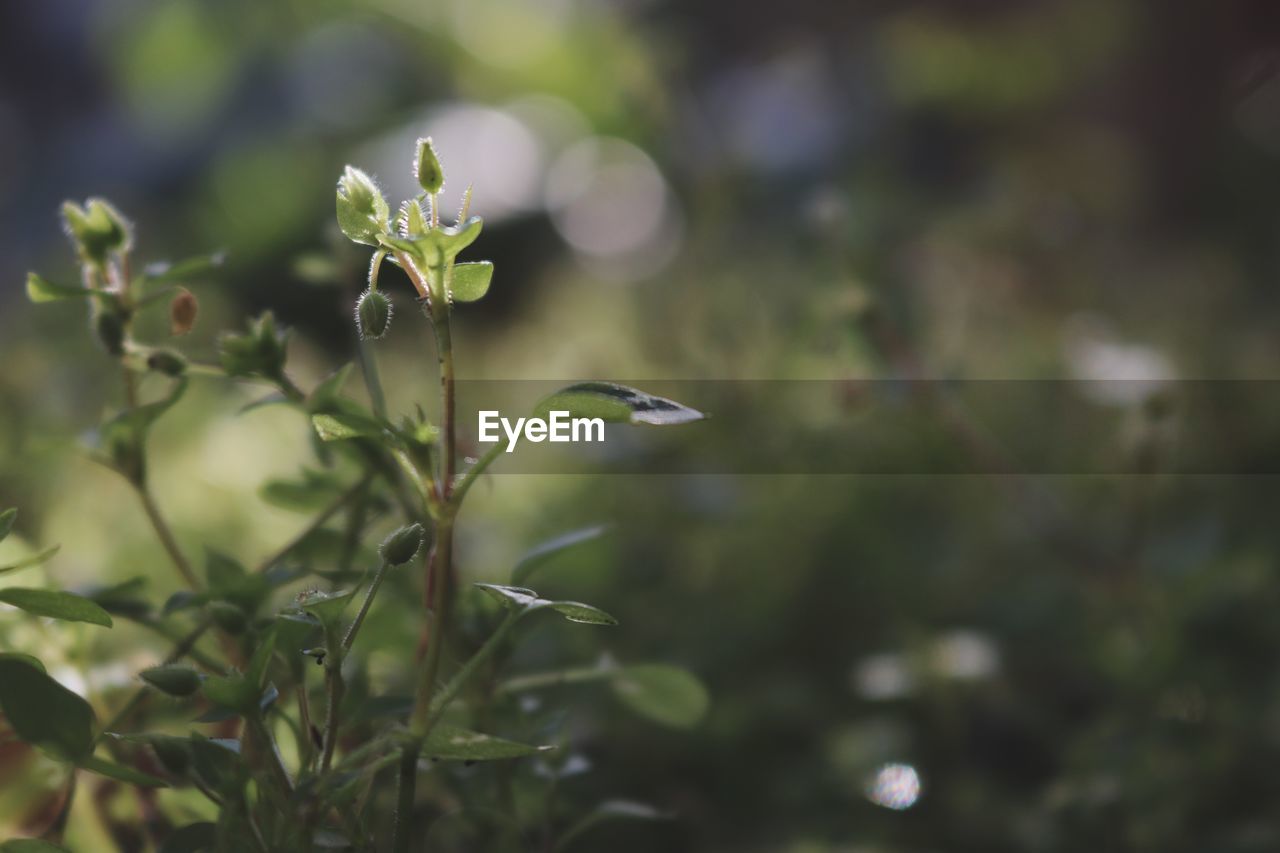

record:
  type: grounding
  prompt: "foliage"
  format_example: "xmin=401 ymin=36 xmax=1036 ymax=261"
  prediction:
xmin=5 ymin=142 xmax=708 ymax=851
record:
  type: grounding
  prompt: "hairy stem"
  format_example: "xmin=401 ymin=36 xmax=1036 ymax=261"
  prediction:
xmin=342 ymin=560 xmax=391 ymax=651
xmin=393 ymin=744 xmax=420 ymax=853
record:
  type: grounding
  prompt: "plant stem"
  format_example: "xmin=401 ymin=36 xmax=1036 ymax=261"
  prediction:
xmin=495 ymin=664 xmax=616 ymax=696
xmin=393 ymin=744 xmax=420 ymax=853
xmin=448 ymin=443 xmax=503 ymax=511
xmin=410 ymin=518 xmax=453 ymax=734
xmin=342 ymin=561 xmax=391 ymax=651
xmin=320 ymin=630 xmax=345 ymax=773
xmin=248 ymin=711 xmax=294 ymax=794
xmin=136 ymin=483 xmax=201 ymax=589
xmin=423 ymin=610 xmax=521 ymax=728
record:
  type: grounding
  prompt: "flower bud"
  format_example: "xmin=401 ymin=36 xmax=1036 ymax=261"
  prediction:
xmin=140 ymin=665 xmax=203 ymax=697
xmin=170 ymin=287 xmax=198 ymax=336
xmin=336 ymin=166 xmax=391 ymax=246
xmin=379 ymin=523 xmax=425 ymax=566
xmin=208 ymin=601 xmax=248 ymax=635
xmin=147 ymin=349 xmax=187 ymax=377
xmin=356 ymin=288 xmax=393 ymax=340
xmin=93 ymin=308 xmax=126 ymax=356
xmin=414 ymin=137 xmax=445 ymax=194
xmin=61 ymin=198 xmax=131 ymax=265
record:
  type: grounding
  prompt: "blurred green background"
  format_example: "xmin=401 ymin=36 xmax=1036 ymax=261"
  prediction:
xmin=5 ymin=0 xmax=1280 ymax=850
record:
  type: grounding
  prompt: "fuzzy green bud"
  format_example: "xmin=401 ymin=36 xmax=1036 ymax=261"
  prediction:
xmin=147 ymin=349 xmax=188 ymax=377
xmin=140 ymin=665 xmax=203 ymax=697
xmin=208 ymin=601 xmax=248 ymax=635
xmin=336 ymin=166 xmax=391 ymax=246
xmin=61 ymin=198 xmax=131 ymax=264
xmin=379 ymin=523 xmax=425 ymax=566
xmin=414 ymin=137 xmax=445 ymax=194
xmin=93 ymin=308 xmax=126 ymax=356
xmin=356 ymin=288 xmax=393 ymax=340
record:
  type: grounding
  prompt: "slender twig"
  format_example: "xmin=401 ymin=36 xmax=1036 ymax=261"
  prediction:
xmin=135 ymin=484 xmax=201 ymax=589
xmin=342 ymin=561 xmax=391 ymax=651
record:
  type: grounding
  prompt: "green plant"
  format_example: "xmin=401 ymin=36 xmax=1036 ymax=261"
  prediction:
xmin=8 ymin=138 xmax=708 ymax=851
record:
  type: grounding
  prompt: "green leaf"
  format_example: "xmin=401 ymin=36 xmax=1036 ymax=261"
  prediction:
xmin=0 ymin=544 xmax=61 ymax=575
xmin=158 ymin=822 xmax=216 ymax=853
xmin=610 ymin=665 xmax=709 ymax=729
xmin=140 ymin=251 xmax=226 ymax=285
xmin=546 ymin=601 xmax=618 ymax=626
xmin=475 ymin=583 xmax=541 ymax=612
xmin=84 ymin=576 xmax=151 ymax=619
xmin=80 ymin=754 xmax=168 ymax=787
xmin=312 ymin=412 xmax=387 ymax=442
xmin=336 ymin=166 xmax=391 ymax=246
xmin=26 ymin=272 xmax=94 ymax=303
xmin=200 ymin=674 xmax=259 ymax=715
xmin=0 ymin=587 xmax=113 ymax=626
xmin=450 ymin=261 xmax=494 ymax=302
xmin=298 ymin=588 xmax=358 ymax=630
xmin=0 ymin=508 xmax=15 ymax=542
xmin=204 ymin=550 xmax=268 ymax=613
xmin=0 ymin=840 xmax=72 ymax=852
xmin=534 ymin=382 xmax=704 ymax=426
xmin=309 ymin=363 xmax=355 ymax=410
xmin=511 ymin=525 xmax=607 ymax=586
xmin=0 ymin=652 xmax=46 ymax=673
xmin=475 ymin=583 xmax=616 ymax=625
xmin=421 ymin=723 xmax=549 ymax=762
xmin=0 ymin=657 xmax=95 ymax=762
xmin=140 ymin=665 xmax=203 ymax=697
xmin=259 ymin=470 xmax=346 ymax=512
xmin=246 ymin=627 xmax=277 ymax=687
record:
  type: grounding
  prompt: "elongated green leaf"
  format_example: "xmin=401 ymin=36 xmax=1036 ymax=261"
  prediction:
xmin=511 ymin=525 xmax=608 ymax=586
xmin=312 ymin=412 xmax=386 ymax=442
xmin=475 ymin=583 xmax=617 ymax=626
xmin=26 ymin=272 xmax=92 ymax=303
xmin=475 ymin=583 xmax=540 ymax=611
xmin=0 ymin=544 xmax=61 ymax=575
xmin=547 ymin=601 xmax=618 ymax=626
xmin=0 ymin=588 xmax=113 ymax=627
xmin=140 ymin=665 xmax=203 ymax=697
xmin=259 ymin=470 xmax=346 ymax=512
xmin=534 ymin=382 xmax=704 ymax=426
xmin=80 ymin=754 xmax=168 ymax=787
xmin=140 ymin=251 xmax=226 ymax=285
xmin=421 ymin=723 xmax=549 ymax=761
xmin=610 ymin=664 xmax=709 ymax=729
xmin=0 ymin=508 xmax=15 ymax=542
xmin=450 ymin=261 xmax=494 ymax=302
xmin=0 ymin=657 xmax=95 ymax=761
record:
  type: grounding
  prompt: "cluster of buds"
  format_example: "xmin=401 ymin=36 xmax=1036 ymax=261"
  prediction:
xmin=335 ymin=137 xmax=495 ymax=341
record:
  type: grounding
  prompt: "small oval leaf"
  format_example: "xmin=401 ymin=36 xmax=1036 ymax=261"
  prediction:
xmin=0 ymin=657 xmax=95 ymax=762
xmin=0 ymin=587 xmax=113 ymax=626
xmin=26 ymin=272 xmax=92 ymax=303
xmin=610 ymin=664 xmax=709 ymax=729
xmin=0 ymin=544 xmax=62 ymax=575
xmin=450 ymin=261 xmax=494 ymax=302
xmin=422 ymin=723 xmax=550 ymax=761
xmin=547 ymin=601 xmax=618 ymax=626
xmin=0 ymin=508 xmax=16 ymax=542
